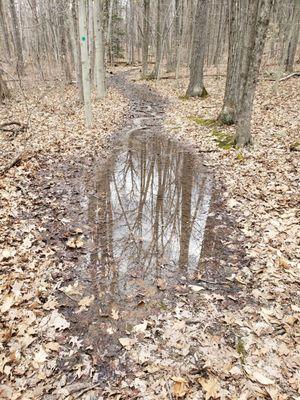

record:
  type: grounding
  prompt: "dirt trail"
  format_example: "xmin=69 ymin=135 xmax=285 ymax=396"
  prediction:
xmin=46 ymin=71 xmax=246 ymax=393
xmin=1 ymin=71 xmax=248 ymax=399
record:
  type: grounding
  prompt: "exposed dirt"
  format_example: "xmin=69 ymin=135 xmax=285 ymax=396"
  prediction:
xmin=48 ymin=72 xmax=246 ymax=390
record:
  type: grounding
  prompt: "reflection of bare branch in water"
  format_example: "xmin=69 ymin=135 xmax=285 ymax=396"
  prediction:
xmin=86 ymin=132 xmax=212 ymax=295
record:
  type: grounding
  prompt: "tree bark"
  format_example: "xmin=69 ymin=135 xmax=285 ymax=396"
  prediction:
xmin=152 ymin=0 xmax=164 ymax=79
xmin=107 ymin=0 xmax=114 ymax=64
xmin=142 ymin=0 xmax=150 ymax=77
xmin=9 ymin=0 xmax=24 ymax=74
xmin=93 ymin=0 xmax=106 ymax=98
xmin=235 ymin=0 xmax=273 ymax=147
xmin=0 ymin=69 xmax=10 ymax=102
xmin=0 ymin=1 xmax=12 ymax=58
xmin=218 ymin=0 xmax=246 ymax=124
xmin=78 ymin=0 xmax=92 ymax=127
xmin=70 ymin=0 xmax=83 ymax=101
xmin=285 ymin=0 xmax=300 ymax=72
xmin=186 ymin=0 xmax=208 ymax=97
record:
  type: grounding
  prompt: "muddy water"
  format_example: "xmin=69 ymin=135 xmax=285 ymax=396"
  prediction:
xmin=63 ymin=75 xmax=213 ymax=375
xmin=85 ymin=131 xmax=212 ymax=297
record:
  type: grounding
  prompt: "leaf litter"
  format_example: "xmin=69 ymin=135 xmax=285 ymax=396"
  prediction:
xmin=0 ymin=67 xmax=299 ymax=399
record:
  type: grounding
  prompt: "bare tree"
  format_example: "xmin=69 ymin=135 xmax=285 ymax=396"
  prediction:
xmin=142 ymin=0 xmax=150 ymax=77
xmin=0 ymin=1 xmax=12 ymax=58
xmin=93 ymin=0 xmax=106 ymax=98
xmin=186 ymin=0 xmax=208 ymax=97
xmin=235 ymin=0 xmax=273 ymax=146
xmin=79 ymin=0 xmax=92 ymax=127
xmin=0 ymin=69 xmax=10 ymax=102
xmin=9 ymin=0 xmax=24 ymax=74
xmin=284 ymin=0 xmax=300 ymax=72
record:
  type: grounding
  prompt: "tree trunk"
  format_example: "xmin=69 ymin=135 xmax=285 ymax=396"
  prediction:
xmin=152 ymin=0 xmax=164 ymax=79
xmin=186 ymin=0 xmax=208 ymax=97
xmin=0 ymin=69 xmax=10 ymax=102
xmin=218 ymin=0 xmax=245 ymax=124
xmin=285 ymin=0 xmax=300 ymax=72
xmin=142 ymin=0 xmax=150 ymax=77
xmin=107 ymin=0 xmax=114 ymax=64
xmin=58 ymin=3 xmax=72 ymax=83
xmin=93 ymin=0 xmax=106 ymax=98
xmin=70 ymin=0 xmax=83 ymax=101
xmin=235 ymin=0 xmax=273 ymax=147
xmin=175 ymin=0 xmax=183 ymax=79
xmin=9 ymin=0 xmax=24 ymax=74
xmin=0 ymin=1 xmax=12 ymax=58
xmin=78 ymin=0 xmax=92 ymax=127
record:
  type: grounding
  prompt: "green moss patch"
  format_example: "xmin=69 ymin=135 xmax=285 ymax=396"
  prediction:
xmin=188 ymin=115 xmax=219 ymax=127
xmin=236 ymin=338 xmax=247 ymax=364
xmin=211 ymin=129 xmax=235 ymax=150
xmin=178 ymin=95 xmax=191 ymax=101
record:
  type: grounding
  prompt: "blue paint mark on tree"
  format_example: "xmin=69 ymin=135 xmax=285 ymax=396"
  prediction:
xmin=82 ymin=36 xmax=86 ymax=42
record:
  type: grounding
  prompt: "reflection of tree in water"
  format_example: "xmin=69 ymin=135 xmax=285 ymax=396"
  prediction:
xmin=87 ymin=133 xmax=211 ymax=296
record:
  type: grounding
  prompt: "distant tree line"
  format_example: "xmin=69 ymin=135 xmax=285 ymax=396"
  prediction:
xmin=0 ymin=0 xmax=299 ymax=144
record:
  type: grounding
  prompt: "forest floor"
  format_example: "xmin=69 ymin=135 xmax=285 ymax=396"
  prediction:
xmin=0 ymin=68 xmax=299 ymax=400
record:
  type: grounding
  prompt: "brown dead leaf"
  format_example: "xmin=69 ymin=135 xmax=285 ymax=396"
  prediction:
xmin=66 ymin=235 xmax=84 ymax=249
xmin=1 ymin=248 xmax=16 ymax=260
xmin=78 ymin=295 xmax=94 ymax=309
xmin=0 ymin=295 xmax=15 ymax=313
xmin=0 ymin=385 xmax=12 ymax=399
xmin=198 ymin=375 xmax=220 ymax=400
xmin=47 ymin=310 xmax=70 ymax=331
xmin=245 ymin=366 xmax=276 ymax=385
xmin=132 ymin=321 xmax=148 ymax=334
xmin=118 ymin=337 xmax=137 ymax=349
xmin=171 ymin=376 xmax=189 ymax=398
xmin=157 ymin=278 xmax=167 ymax=290
xmin=111 ymin=307 xmax=119 ymax=320
xmin=34 ymin=346 xmax=48 ymax=363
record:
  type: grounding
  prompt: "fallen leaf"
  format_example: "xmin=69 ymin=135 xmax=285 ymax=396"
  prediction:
xmin=34 ymin=346 xmax=48 ymax=363
xmin=251 ymin=371 xmax=275 ymax=385
xmin=157 ymin=278 xmax=166 ymax=290
xmin=198 ymin=375 xmax=220 ymax=400
xmin=118 ymin=337 xmax=137 ymax=349
xmin=189 ymin=284 xmax=204 ymax=292
xmin=47 ymin=310 xmax=70 ymax=331
xmin=0 ymin=295 xmax=15 ymax=313
xmin=66 ymin=235 xmax=84 ymax=249
xmin=0 ymin=385 xmax=13 ymax=399
xmin=171 ymin=376 xmax=189 ymax=398
xmin=45 ymin=342 xmax=60 ymax=352
xmin=1 ymin=248 xmax=16 ymax=260
xmin=111 ymin=307 xmax=119 ymax=320
xmin=78 ymin=295 xmax=94 ymax=309
xmin=133 ymin=321 xmax=148 ymax=334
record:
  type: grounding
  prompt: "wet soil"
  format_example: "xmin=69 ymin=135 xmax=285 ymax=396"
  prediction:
xmin=25 ymin=71 xmax=246 ymax=388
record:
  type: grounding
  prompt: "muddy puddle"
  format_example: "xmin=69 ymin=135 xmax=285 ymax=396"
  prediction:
xmin=85 ymin=131 xmax=212 ymax=295
xmin=61 ymin=129 xmax=213 ymax=368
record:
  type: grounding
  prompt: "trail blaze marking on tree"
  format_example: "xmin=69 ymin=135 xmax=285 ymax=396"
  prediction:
xmin=81 ymin=36 xmax=86 ymax=42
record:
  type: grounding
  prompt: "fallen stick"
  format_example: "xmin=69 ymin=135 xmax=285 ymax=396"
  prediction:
xmin=0 ymin=151 xmax=23 ymax=175
xmin=279 ymin=72 xmax=300 ymax=81
xmin=74 ymin=383 xmax=102 ymax=399
xmin=0 ymin=121 xmax=27 ymax=132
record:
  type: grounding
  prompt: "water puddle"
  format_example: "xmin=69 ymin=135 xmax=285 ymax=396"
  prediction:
xmin=84 ymin=131 xmax=212 ymax=299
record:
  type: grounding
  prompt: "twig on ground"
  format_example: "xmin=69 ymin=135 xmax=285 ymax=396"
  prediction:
xmin=165 ymin=380 xmax=173 ymax=400
xmin=0 ymin=151 xmax=23 ymax=175
xmin=74 ymin=382 xmax=102 ymax=399
xmin=279 ymin=72 xmax=300 ymax=81
xmin=0 ymin=121 xmax=28 ymax=136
